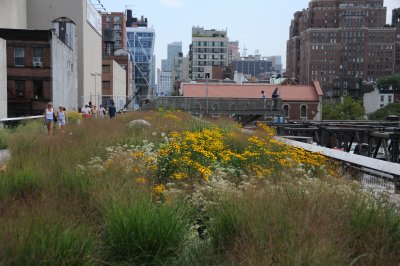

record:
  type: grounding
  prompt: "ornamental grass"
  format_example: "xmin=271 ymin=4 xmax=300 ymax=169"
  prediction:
xmin=0 ymin=110 xmax=399 ymax=265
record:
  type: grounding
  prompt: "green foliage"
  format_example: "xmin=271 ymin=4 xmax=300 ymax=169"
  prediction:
xmin=323 ymin=96 xmax=364 ymax=120
xmin=377 ymin=75 xmax=400 ymax=90
xmin=0 ymin=168 xmax=42 ymax=200
xmin=103 ymin=196 xmax=191 ymax=264
xmin=0 ymin=127 xmax=11 ymax=149
xmin=3 ymin=222 xmax=94 ymax=266
xmin=368 ymin=103 xmax=400 ymax=120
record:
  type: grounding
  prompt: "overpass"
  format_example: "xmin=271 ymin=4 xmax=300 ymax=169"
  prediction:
xmin=140 ymin=96 xmax=283 ymax=123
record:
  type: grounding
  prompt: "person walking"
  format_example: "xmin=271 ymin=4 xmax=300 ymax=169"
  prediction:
xmin=108 ymin=102 xmax=116 ymax=119
xmin=98 ymin=105 xmax=106 ymax=118
xmin=44 ymin=102 xmax=55 ymax=136
xmin=57 ymin=106 xmax=67 ymax=133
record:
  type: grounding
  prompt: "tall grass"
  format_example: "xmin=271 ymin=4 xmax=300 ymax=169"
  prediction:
xmin=103 ymin=194 xmax=191 ymax=265
xmin=0 ymin=111 xmax=400 ymax=265
xmin=1 ymin=220 xmax=94 ymax=266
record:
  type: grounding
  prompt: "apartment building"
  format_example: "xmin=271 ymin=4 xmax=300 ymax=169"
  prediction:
xmin=27 ymin=0 xmax=102 ymax=108
xmin=189 ymin=27 xmax=229 ymax=80
xmin=286 ymin=0 xmax=396 ymax=100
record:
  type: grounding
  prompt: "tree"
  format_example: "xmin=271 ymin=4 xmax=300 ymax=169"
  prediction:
xmin=368 ymin=103 xmax=400 ymax=120
xmin=322 ymin=96 xmax=364 ymax=120
xmin=377 ymin=75 xmax=400 ymax=90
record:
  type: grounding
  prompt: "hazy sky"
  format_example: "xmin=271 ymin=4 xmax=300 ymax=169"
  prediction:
xmin=99 ymin=0 xmax=398 ymax=69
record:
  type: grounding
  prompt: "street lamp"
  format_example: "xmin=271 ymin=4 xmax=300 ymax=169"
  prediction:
xmin=91 ymin=72 xmax=101 ymax=108
xmin=205 ymin=72 xmax=210 ymax=116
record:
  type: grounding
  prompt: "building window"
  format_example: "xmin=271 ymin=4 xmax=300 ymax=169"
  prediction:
xmin=32 ymin=48 xmax=43 ymax=67
xmin=283 ymin=104 xmax=290 ymax=118
xmin=102 ymin=81 xmax=110 ymax=89
xmin=388 ymin=95 xmax=392 ymax=103
xmin=300 ymin=105 xmax=307 ymax=118
xmin=15 ymin=80 xmax=24 ymax=97
xmin=102 ymin=65 xmax=110 ymax=73
xmin=33 ymin=80 xmax=43 ymax=99
xmin=14 ymin=47 xmax=24 ymax=66
xmin=380 ymin=95 xmax=384 ymax=102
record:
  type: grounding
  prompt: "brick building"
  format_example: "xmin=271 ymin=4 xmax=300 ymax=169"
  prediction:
xmin=102 ymin=12 xmax=126 ymax=56
xmin=0 ymin=20 xmax=78 ymax=117
xmin=286 ymin=0 xmax=396 ymax=101
xmin=393 ymin=8 xmax=400 ymax=75
xmin=181 ymin=81 xmax=323 ymax=121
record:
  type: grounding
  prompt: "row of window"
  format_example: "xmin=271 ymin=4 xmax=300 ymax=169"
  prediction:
xmin=192 ymin=41 xmax=227 ymax=47
xmin=12 ymin=80 xmax=44 ymax=98
xmin=14 ymin=47 xmax=44 ymax=67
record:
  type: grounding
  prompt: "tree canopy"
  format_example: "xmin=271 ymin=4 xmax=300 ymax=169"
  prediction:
xmin=377 ymin=75 xmax=400 ymax=90
xmin=368 ymin=103 xmax=400 ymax=120
xmin=322 ymin=96 xmax=364 ymax=120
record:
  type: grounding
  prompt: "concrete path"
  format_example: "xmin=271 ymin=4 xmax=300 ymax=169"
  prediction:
xmin=0 ymin=149 xmax=10 ymax=165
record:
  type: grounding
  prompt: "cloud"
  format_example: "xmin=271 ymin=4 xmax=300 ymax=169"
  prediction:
xmin=160 ymin=0 xmax=185 ymax=7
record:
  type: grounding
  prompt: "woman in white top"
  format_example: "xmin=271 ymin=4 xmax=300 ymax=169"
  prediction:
xmin=44 ymin=102 xmax=54 ymax=135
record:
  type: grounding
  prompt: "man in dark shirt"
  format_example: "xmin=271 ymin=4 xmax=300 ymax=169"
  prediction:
xmin=108 ymin=103 xmax=116 ymax=118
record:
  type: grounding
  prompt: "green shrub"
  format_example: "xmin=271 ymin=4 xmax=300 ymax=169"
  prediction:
xmin=0 ymin=127 xmax=10 ymax=149
xmin=103 ymin=197 xmax=191 ymax=264
xmin=3 ymin=222 xmax=94 ymax=266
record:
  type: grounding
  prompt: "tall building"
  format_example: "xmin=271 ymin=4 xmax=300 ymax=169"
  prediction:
xmin=0 ymin=0 xmax=27 ymax=29
xmin=393 ymin=8 xmax=400 ymax=75
xmin=286 ymin=0 xmax=396 ymax=100
xmin=126 ymin=10 xmax=155 ymax=101
xmin=27 ymin=0 xmax=103 ymax=108
xmin=189 ymin=27 xmax=229 ymax=80
xmin=228 ymin=41 xmax=240 ymax=61
xmin=101 ymin=12 xmax=126 ymax=55
xmin=232 ymin=55 xmax=273 ymax=78
xmin=157 ymin=69 xmax=172 ymax=96
xmin=165 ymin=42 xmax=182 ymax=72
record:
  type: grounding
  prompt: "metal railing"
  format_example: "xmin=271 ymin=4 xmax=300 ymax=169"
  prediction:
xmin=140 ymin=97 xmax=283 ymax=116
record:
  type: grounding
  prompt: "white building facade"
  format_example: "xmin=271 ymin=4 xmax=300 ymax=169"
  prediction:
xmin=27 ymin=0 xmax=102 ymax=108
xmin=189 ymin=27 xmax=229 ymax=80
xmin=0 ymin=0 xmax=27 ymax=29
xmin=0 ymin=38 xmax=6 ymax=119
xmin=157 ymin=69 xmax=172 ymax=96
xmin=363 ymin=88 xmax=394 ymax=114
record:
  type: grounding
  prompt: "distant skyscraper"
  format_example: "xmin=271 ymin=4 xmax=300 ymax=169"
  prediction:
xmin=165 ymin=42 xmax=182 ymax=72
xmin=189 ymin=27 xmax=229 ymax=80
xmin=286 ymin=0 xmax=396 ymax=100
xmin=126 ymin=10 xmax=155 ymax=100
xmin=228 ymin=41 xmax=240 ymax=61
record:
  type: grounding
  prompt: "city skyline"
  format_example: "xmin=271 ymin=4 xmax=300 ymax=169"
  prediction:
xmin=100 ymin=0 xmax=398 ymax=70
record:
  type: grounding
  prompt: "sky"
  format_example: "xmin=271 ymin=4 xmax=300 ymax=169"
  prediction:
xmin=99 ymin=0 xmax=399 ymax=70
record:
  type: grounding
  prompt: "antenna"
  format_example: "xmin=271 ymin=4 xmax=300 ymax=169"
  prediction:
xmin=242 ymin=45 xmax=247 ymax=57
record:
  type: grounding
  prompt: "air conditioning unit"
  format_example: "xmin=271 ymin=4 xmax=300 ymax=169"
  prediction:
xmin=33 ymin=62 xmax=43 ymax=67
xmin=33 ymin=57 xmax=43 ymax=67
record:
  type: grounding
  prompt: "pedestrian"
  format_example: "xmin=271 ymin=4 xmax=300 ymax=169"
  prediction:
xmin=57 ymin=106 xmax=67 ymax=133
xmin=99 ymin=105 xmax=106 ymax=118
xmin=81 ymin=104 xmax=92 ymax=118
xmin=108 ymin=102 xmax=116 ymax=119
xmin=92 ymin=105 xmax=98 ymax=118
xmin=272 ymin=87 xmax=279 ymax=111
xmin=261 ymin=90 xmax=267 ymax=108
xmin=44 ymin=102 xmax=55 ymax=136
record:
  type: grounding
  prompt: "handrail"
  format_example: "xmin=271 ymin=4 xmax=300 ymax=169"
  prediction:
xmin=0 ymin=115 xmax=43 ymax=122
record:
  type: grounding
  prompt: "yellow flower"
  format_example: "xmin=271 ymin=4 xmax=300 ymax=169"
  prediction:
xmin=135 ymin=177 xmax=147 ymax=184
xmin=153 ymin=184 xmax=165 ymax=194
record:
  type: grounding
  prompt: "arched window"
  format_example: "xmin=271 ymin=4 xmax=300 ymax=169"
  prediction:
xmin=300 ymin=105 xmax=307 ymax=119
xmin=283 ymin=104 xmax=290 ymax=118
xmin=212 ymin=104 xmax=219 ymax=118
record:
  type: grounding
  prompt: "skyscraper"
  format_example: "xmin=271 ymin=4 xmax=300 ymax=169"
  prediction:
xmin=393 ymin=8 xmax=400 ymax=75
xmin=286 ymin=0 xmax=396 ymax=100
xmin=165 ymin=42 xmax=182 ymax=72
xmin=126 ymin=10 xmax=155 ymax=101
